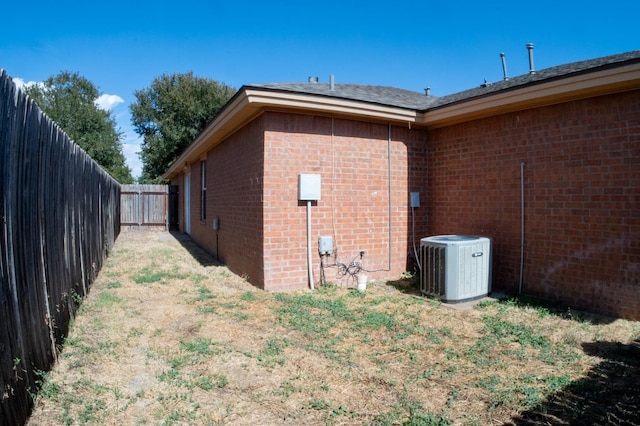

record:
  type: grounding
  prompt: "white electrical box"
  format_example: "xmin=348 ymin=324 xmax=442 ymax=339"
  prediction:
xmin=318 ymin=236 xmax=333 ymax=254
xmin=410 ymin=192 xmax=420 ymax=208
xmin=298 ymin=174 xmax=321 ymax=201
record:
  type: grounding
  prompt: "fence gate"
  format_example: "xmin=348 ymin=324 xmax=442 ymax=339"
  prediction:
xmin=121 ymin=184 xmax=168 ymax=231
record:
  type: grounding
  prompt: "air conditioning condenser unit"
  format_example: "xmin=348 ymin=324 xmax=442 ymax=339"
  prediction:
xmin=420 ymin=235 xmax=491 ymax=303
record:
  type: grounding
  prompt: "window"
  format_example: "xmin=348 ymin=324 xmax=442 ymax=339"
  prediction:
xmin=200 ymin=160 xmax=206 ymax=221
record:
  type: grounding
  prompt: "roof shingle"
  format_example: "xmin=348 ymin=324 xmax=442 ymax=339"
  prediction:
xmin=248 ymin=50 xmax=640 ymax=112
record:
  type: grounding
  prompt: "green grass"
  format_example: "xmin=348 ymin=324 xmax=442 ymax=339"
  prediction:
xmin=29 ymin=236 xmax=640 ymax=426
xmin=94 ymin=292 xmax=121 ymax=309
xmin=194 ymin=286 xmax=216 ymax=301
xmin=240 ymin=291 xmax=258 ymax=302
xmin=180 ymin=338 xmax=215 ymax=356
xmin=132 ymin=266 xmax=188 ymax=284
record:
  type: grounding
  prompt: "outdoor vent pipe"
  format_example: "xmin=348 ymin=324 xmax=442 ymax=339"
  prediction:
xmin=500 ymin=53 xmax=509 ymax=80
xmin=526 ymin=43 xmax=535 ymax=74
xmin=329 ymin=74 xmax=335 ymax=90
xmin=424 ymin=87 xmax=431 ymax=96
xmin=309 ymin=76 xmax=319 ymax=83
xmin=519 ymin=162 xmax=526 ymax=294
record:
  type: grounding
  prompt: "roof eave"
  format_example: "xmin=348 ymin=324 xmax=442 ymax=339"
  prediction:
xmin=421 ymin=61 xmax=640 ymax=128
xmin=163 ymin=88 xmax=419 ymax=179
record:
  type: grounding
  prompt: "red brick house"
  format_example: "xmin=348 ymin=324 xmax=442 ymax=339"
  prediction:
xmin=164 ymin=50 xmax=640 ymax=320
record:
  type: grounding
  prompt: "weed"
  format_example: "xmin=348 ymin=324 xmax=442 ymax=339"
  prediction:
xmin=255 ymin=338 xmax=288 ymax=368
xmin=216 ymin=374 xmax=229 ymax=388
xmin=79 ymin=398 xmax=107 ymax=423
xmin=190 ymin=273 xmax=207 ymax=284
xmin=482 ymin=315 xmax=550 ymax=350
xmin=70 ymin=289 xmax=82 ymax=305
xmin=308 ymin=398 xmax=330 ymax=410
xmin=544 ymin=374 xmax=571 ymax=392
xmin=33 ymin=369 xmax=60 ymax=401
xmin=180 ymin=338 xmax=214 ymax=356
xmin=274 ymin=381 xmax=297 ymax=398
xmin=372 ymin=398 xmax=450 ymax=426
xmin=127 ymin=327 xmax=143 ymax=338
xmin=193 ymin=375 xmax=215 ymax=391
xmin=197 ymin=306 xmax=216 ymax=315
xmin=358 ymin=310 xmax=397 ymax=330
xmin=133 ymin=267 xmax=187 ymax=284
xmin=233 ymin=311 xmax=251 ymax=321
xmin=240 ymin=291 xmax=258 ymax=302
xmin=194 ymin=286 xmax=216 ymax=301
xmin=474 ymin=299 xmax=498 ymax=310
xmin=106 ymin=281 xmax=121 ymax=289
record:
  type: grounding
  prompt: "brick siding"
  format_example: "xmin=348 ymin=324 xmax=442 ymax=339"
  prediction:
xmin=427 ymin=90 xmax=640 ymax=319
xmin=173 ymin=89 xmax=639 ymax=320
xmin=261 ymin=112 xmax=428 ymax=290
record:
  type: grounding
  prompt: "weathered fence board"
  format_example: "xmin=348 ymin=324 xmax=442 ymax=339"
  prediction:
xmin=0 ymin=69 xmax=120 ymax=426
xmin=121 ymin=184 xmax=168 ymax=231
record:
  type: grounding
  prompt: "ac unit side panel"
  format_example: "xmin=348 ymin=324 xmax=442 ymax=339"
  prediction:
xmin=454 ymin=241 xmax=490 ymax=301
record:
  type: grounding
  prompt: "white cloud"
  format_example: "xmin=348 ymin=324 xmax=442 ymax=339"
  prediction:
xmin=95 ymin=94 xmax=124 ymax=111
xmin=13 ymin=77 xmax=43 ymax=90
xmin=122 ymin=132 xmax=143 ymax=180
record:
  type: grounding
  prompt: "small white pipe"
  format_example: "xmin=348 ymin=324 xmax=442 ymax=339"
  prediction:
xmin=519 ymin=162 xmax=526 ymax=294
xmin=387 ymin=123 xmax=392 ymax=270
xmin=307 ymin=200 xmax=315 ymax=290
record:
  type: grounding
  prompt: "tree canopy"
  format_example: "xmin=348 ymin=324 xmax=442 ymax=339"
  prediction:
xmin=24 ymin=71 xmax=134 ymax=184
xmin=130 ymin=72 xmax=235 ymax=183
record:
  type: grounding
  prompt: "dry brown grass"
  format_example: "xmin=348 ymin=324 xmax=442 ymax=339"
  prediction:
xmin=27 ymin=231 xmax=640 ymax=425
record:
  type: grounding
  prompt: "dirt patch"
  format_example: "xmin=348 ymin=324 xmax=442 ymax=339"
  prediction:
xmin=27 ymin=231 xmax=640 ymax=425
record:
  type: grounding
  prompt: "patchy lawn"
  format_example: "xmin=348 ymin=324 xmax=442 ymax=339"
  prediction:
xmin=27 ymin=231 xmax=640 ymax=425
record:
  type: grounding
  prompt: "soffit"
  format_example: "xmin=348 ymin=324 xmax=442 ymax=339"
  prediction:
xmin=422 ymin=62 xmax=640 ymax=128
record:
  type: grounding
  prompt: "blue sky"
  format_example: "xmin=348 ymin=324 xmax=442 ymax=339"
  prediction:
xmin=2 ymin=1 xmax=638 ymax=179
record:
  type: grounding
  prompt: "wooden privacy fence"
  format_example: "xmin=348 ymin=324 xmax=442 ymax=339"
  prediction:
xmin=0 ymin=70 xmax=121 ymax=425
xmin=121 ymin=184 xmax=168 ymax=231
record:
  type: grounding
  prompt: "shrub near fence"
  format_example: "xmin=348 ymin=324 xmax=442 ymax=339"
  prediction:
xmin=0 ymin=70 xmax=121 ymax=425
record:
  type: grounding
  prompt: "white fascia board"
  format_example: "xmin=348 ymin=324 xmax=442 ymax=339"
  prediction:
xmin=422 ymin=63 xmax=640 ymax=128
xmin=244 ymin=89 xmax=420 ymax=122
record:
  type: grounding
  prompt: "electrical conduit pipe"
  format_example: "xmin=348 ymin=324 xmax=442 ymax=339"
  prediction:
xmin=307 ymin=200 xmax=315 ymax=290
xmin=519 ymin=162 xmax=526 ymax=294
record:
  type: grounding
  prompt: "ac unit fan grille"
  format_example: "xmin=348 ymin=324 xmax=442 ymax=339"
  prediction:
xmin=420 ymin=244 xmax=445 ymax=297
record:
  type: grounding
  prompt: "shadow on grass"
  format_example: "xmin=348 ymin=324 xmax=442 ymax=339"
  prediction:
xmin=169 ymin=231 xmax=219 ymax=267
xmin=385 ymin=278 xmax=422 ymax=296
xmin=491 ymin=294 xmax=619 ymax=325
xmin=508 ymin=339 xmax=640 ymax=425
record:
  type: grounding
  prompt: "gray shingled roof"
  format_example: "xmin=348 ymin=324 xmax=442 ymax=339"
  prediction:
xmin=248 ymin=50 xmax=640 ymax=112
xmin=249 ymin=82 xmax=436 ymax=110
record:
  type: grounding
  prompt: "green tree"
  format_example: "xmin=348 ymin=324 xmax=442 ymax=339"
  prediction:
xmin=130 ymin=72 xmax=235 ymax=183
xmin=25 ymin=71 xmax=134 ymax=183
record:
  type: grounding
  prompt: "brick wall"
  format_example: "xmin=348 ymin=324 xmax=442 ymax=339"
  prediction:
xmin=427 ymin=90 xmax=640 ymax=320
xmin=262 ymin=112 xmax=428 ymax=290
xmin=173 ymin=117 xmax=265 ymax=287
